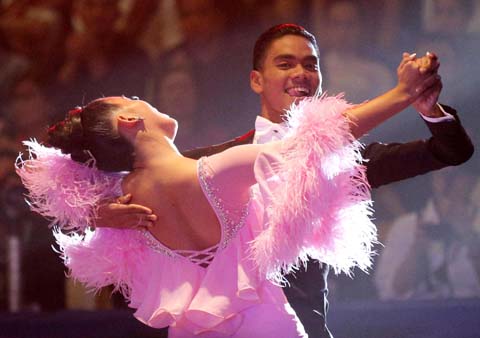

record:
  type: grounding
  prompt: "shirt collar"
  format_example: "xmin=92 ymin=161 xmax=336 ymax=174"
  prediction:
xmin=253 ymin=116 xmax=288 ymax=144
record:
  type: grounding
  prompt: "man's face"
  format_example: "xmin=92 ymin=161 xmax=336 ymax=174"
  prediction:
xmin=250 ymin=35 xmax=321 ymax=123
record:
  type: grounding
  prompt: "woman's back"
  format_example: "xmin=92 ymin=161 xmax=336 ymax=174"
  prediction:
xmin=121 ymin=157 xmax=222 ymax=251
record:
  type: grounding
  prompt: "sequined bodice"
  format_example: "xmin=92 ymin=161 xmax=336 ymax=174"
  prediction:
xmin=142 ymin=157 xmax=250 ymax=267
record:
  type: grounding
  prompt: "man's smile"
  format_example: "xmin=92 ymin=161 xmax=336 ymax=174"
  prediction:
xmin=286 ymin=86 xmax=311 ymax=97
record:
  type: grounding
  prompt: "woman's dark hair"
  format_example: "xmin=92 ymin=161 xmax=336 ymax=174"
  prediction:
xmin=47 ymin=99 xmax=134 ymax=172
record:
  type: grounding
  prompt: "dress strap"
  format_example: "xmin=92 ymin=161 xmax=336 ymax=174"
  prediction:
xmin=197 ymin=157 xmax=250 ymax=249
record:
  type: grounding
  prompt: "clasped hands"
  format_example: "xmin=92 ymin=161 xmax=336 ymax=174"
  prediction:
xmin=397 ymin=51 xmax=443 ymax=117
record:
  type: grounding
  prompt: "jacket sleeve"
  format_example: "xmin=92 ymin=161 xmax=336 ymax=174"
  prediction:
xmin=364 ymin=104 xmax=474 ymax=189
xmin=182 ymin=130 xmax=255 ymax=159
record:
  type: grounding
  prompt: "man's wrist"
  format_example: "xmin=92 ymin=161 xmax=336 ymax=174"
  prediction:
xmin=419 ymin=102 xmax=444 ymax=118
xmin=420 ymin=103 xmax=455 ymax=123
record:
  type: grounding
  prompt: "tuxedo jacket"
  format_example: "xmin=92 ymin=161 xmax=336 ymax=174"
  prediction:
xmin=181 ymin=104 xmax=473 ymax=337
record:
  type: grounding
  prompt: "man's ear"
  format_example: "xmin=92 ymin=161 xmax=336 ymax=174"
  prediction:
xmin=250 ymin=70 xmax=263 ymax=94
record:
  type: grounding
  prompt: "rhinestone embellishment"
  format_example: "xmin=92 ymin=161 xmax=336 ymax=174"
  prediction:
xmin=198 ymin=157 xmax=250 ymax=249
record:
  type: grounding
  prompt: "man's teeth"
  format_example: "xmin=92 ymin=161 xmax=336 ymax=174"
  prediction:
xmin=286 ymin=87 xmax=310 ymax=96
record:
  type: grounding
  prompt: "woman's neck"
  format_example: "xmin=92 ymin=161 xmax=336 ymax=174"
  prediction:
xmin=131 ymin=131 xmax=182 ymax=171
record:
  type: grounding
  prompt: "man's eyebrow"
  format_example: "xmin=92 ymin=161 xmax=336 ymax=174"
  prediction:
xmin=273 ymin=54 xmax=319 ymax=62
xmin=303 ymin=55 xmax=319 ymax=63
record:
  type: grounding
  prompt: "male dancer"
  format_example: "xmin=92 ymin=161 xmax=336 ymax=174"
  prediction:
xmin=98 ymin=24 xmax=473 ymax=337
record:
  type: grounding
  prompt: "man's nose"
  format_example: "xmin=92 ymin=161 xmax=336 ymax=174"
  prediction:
xmin=291 ymin=64 xmax=308 ymax=80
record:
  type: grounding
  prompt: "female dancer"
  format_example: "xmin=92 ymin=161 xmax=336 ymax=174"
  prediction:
xmin=18 ymin=54 xmax=439 ymax=337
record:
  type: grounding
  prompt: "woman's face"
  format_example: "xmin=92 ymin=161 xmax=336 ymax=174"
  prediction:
xmin=102 ymin=96 xmax=178 ymax=140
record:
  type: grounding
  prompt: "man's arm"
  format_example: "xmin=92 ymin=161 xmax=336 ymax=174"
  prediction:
xmin=364 ymin=104 xmax=474 ymax=189
xmin=181 ymin=130 xmax=255 ymax=159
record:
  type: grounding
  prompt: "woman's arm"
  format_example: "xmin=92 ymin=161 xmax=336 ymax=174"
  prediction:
xmin=206 ymin=141 xmax=282 ymax=205
xmin=346 ymin=53 xmax=441 ymax=138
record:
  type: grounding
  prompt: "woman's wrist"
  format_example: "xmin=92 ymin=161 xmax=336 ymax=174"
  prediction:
xmin=392 ymin=83 xmax=417 ymax=105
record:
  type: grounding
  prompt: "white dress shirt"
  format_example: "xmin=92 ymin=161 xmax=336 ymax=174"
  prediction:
xmin=253 ymin=116 xmax=288 ymax=144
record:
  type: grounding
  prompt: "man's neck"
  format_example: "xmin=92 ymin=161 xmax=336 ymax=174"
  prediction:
xmin=260 ymin=111 xmax=283 ymax=124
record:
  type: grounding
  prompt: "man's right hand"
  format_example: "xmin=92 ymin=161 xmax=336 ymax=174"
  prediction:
xmin=412 ymin=52 xmax=443 ymax=117
xmin=95 ymin=194 xmax=157 ymax=229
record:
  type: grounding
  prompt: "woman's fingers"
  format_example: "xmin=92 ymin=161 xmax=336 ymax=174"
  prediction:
xmin=96 ymin=199 xmax=156 ymax=228
xmin=108 ymin=202 xmax=153 ymax=214
xmin=116 ymin=193 xmax=132 ymax=204
xmin=134 ymin=214 xmax=157 ymax=229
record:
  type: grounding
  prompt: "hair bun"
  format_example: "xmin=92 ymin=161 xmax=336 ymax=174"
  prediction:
xmin=48 ymin=107 xmax=90 ymax=163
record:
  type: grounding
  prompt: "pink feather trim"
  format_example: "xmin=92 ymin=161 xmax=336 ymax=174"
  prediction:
xmin=251 ymin=95 xmax=377 ymax=284
xmin=54 ymin=228 xmax=148 ymax=298
xmin=16 ymin=140 xmax=124 ymax=231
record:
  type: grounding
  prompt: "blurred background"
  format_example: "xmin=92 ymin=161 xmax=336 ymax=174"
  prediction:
xmin=0 ymin=0 xmax=479 ymax=337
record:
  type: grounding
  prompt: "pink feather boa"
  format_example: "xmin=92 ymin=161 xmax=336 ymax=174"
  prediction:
xmin=53 ymin=228 xmax=148 ymax=298
xmin=251 ymin=95 xmax=377 ymax=284
xmin=16 ymin=140 xmax=124 ymax=231
xmin=16 ymin=141 xmax=141 ymax=296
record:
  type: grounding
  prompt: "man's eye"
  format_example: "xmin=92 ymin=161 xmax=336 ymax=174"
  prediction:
xmin=304 ymin=64 xmax=318 ymax=71
xmin=277 ymin=63 xmax=292 ymax=69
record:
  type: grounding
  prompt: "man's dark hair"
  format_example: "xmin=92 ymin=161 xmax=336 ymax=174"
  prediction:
xmin=252 ymin=23 xmax=319 ymax=71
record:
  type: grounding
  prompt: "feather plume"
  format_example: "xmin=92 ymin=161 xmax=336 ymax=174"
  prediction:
xmin=251 ymin=95 xmax=377 ymax=284
xmin=54 ymin=228 xmax=147 ymax=298
xmin=16 ymin=140 xmax=123 ymax=231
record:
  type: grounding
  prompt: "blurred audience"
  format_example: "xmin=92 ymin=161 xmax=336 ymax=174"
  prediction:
xmin=254 ymin=0 xmax=308 ymax=31
xmin=0 ymin=0 xmax=71 ymax=83
xmin=139 ymin=0 xmax=182 ymax=60
xmin=311 ymin=1 xmax=395 ymax=103
xmin=0 ymin=73 xmax=65 ymax=311
xmin=154 ymin=65 xmax=203 ymax=150
xmin=161 ymin=0 xmax=253 ymax=140
xmin=56 ymin=0 xmax=151 ymax=110
xmin=375 ymin=167 xmax=480 ymax=300
xmin=423 ymin=0 xmax=477 ymax=41
xmin=3 ymin=73 xmax=54 ymax=142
